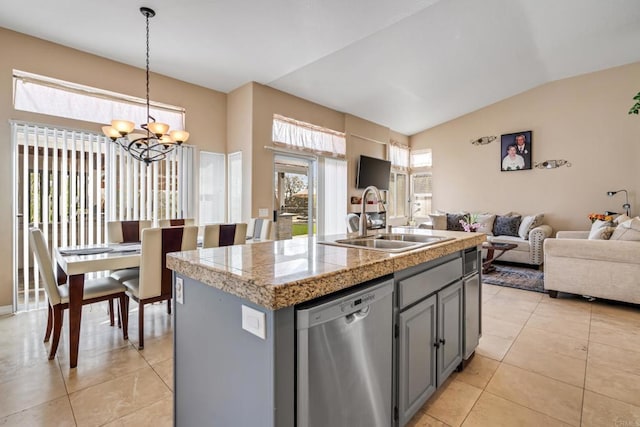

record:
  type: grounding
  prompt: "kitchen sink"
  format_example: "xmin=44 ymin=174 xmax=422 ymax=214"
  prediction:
xmin=320 ymin=233 xmax=454 ymax=253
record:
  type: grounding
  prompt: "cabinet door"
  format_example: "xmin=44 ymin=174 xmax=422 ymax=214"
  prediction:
xmin=437 ymin=281 xmax=463 ymax=385
xmin=398 ymin=295 xmax=437 ymax=426
xmin=463 ymin=273 xmax=481 ymax=359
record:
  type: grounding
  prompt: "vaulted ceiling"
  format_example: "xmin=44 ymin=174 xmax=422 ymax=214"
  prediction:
xmin=2 ymin=0 xmax=640 ymax=134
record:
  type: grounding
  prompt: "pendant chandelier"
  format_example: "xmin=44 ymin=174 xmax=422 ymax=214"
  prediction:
xmin=102 ymin=7 xmax=189 ymax=165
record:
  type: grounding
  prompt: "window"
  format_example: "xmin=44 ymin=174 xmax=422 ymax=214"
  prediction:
xmin=13 ymin=70 xmax=185 ymax=130
xmin=199 ymin=152 xmax=226 ymax=224
xmin=410 ymin=149 xmax=433 ymax=218
xmin=272 ymin=114 xmax=346 ymax=157
xmin=387 ymin=141 xmax=409 ymax=217
xmin=228 ymin=152 xmax=242 ymax=223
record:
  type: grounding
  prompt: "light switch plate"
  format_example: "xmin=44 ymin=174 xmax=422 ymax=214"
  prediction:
xmin=242 ymin=305 xmax=266 ymax=339
xmin=258 ymin=208 xmax=269 ymax=217
xmin=175 ymin=277 xmax=184 ymax=304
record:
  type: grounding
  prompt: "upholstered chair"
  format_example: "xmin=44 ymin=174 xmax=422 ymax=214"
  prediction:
xmin=203 ymin=223 xmax=248 ymax=248
xmin=246 ymin=218 xmax=272 ymax=241
xmin=158 ymin=218 xmax=196 ymax=228
xmin=29 ymin=228 xmax=129 ymax=360
xmin=119 ymin=226 xmax=198 ymax=349
xmin=107 ymin=220 xmax=153 ymax=244
xmin=346 ymin=213 xmax=359 ymax=233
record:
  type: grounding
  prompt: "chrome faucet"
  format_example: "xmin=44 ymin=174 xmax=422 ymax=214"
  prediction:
xmin=359 ymin=185 xmax=386 ymax=237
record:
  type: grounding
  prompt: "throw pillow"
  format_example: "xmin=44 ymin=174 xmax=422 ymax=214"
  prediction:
xmin=429 ymin=213 xmax=447 ymax=230
xmin=588 ymin=226 xmax=616 ymax=240
xmin=588 ymin=219 xmax=614 ymax=240
xmin=610 ymin=217 xmax=640 ymax=241
xmin=518 ymin=214 xmax=544 ymax=240
xmin=475 ymin=214 xmax=496 ymax=235
xmin=614 ymin=214 xmax=631 ymax=224
xmin=446 ymin=213 xmax=466 ymax=231
xmin=493 ymin=215 xmax=522 ymax=237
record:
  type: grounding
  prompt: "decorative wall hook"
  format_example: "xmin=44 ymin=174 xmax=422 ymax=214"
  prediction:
xmin=470 ymin=136 xmax=496 ymax=145
xmin=534 ymin=159 xmax=572 ymax=169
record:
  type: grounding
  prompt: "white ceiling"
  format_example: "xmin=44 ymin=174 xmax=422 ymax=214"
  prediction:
xmin=2 ymin=0 xmax=640 ymax=135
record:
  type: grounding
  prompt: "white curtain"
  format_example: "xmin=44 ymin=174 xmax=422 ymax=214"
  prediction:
xmin=272 ymin=114 xmax=346 ymax=157
xmin=389 ymin=141 xmax=410 ymax=170
xmin=319 ymin=158 xmax=347 ymax=236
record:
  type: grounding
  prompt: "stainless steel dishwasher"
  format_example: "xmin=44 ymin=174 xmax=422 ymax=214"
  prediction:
xmin=296 ymin=278 xmax=394 ymax=427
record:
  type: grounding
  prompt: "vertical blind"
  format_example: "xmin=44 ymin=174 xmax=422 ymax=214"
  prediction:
xmin=319 ymin=158 xmax=347 ymax=235
xmin=199 ymin=151 xmax=226 ymax=224
xmin=12 ymin=122 xmax=194 ymax=312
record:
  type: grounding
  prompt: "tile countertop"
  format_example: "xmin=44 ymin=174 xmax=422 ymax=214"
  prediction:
xmin=166 ymin=229 xmax=486 ymax=310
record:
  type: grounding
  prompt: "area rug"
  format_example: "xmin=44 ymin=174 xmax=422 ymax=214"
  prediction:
xmin=482 ymin=264 xmax=546 ymax=293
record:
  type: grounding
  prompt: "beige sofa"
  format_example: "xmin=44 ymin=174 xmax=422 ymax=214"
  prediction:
xmin=431 ymin=212 xmax=553 ymax=266
xmin=543 ymin=231 xmax=640 ymax=303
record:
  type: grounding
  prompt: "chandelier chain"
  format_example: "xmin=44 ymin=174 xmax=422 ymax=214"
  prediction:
xmin=145 ymin=10 xmax=151 ymax=127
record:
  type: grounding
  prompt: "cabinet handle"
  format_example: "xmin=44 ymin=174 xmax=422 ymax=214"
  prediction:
xmin=439 ymin=338 xmax=446 ymax=345
xmin=433 ymin=341 xmax=440 ymax=348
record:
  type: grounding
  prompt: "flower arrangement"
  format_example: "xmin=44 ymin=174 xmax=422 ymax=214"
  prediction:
xmin=588 ymin=213 xmax=613 ymax=223
xmin=460 ymin=213 xmax=482 ymax=232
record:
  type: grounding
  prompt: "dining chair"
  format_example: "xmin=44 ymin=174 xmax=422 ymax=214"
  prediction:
xmin=29 ymin=228 xmax=129 ymax=360
xmin=158 ymin=218 xmax=196 ymax=227
xmin=246 ymin=218 xmax=272 ymax=241
xmin=203 ymin=223 xmax=248 ymax=248
xmin=119 ymin=225 xmax=198 ymax=349
xmin=346 ymin=213 xmax=360 ymax=232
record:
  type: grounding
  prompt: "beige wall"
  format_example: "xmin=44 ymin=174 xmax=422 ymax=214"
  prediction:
xmin=251 ymin=83 xmax=345 ymax=219
xmin=227 ymin=83 xmax=254 ymax=221
xmin=0 ymin=28 xmax=227 ymax=307
xmin=410 ymin=62 xmax=640 ymax=233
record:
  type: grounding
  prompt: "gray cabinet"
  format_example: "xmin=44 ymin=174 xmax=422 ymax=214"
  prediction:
xmin=398 ymin=295 xmax=437 ymax=425
xmin=463 ymin=273 xmax=481 ymax=359
xmin=436 ymin=281 xmax=463 ymax=385
xmin=395 ymin=254 xmax=465 ymax=426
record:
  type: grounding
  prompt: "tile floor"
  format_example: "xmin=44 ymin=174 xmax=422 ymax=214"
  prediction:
xmin=1 ymin=285 xmax=640 ymax=426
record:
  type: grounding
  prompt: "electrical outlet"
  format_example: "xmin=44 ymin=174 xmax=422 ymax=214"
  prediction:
xmin=175 ymin=277 xmax=184 ymax=304
xmin=258 ymin=208 xmax=269 ymax=217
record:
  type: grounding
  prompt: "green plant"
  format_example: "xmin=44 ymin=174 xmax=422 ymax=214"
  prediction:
xmin=629 ymin=91 xmax=640 ymax=115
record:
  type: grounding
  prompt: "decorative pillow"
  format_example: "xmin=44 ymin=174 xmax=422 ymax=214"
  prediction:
xmin=446 ymin=213 xmax=466 ymax=231
xmin=429 ymin=213 xmax=447 ymax=230
xmin=493 ymin=215 xmax=522 ymax=237
xmin=475 ymin=214 xmax=496 ymax=235
xmin=614 ymin=214 xmax=631 ymax=224
xmin=588 ymin=226 xmax=616 ymax=240
xmin=588 ymin=218 xmax=614 ymax=240
xmin=610 ymin=218 xmax=640 ymax=241
xmin=518 ymin=214 xmax=544 ymax=240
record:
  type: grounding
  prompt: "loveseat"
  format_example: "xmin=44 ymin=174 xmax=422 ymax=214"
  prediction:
xmin=543 ymin=217 xmax=640 ymax=304
xmin=430 ymin=212 xmax=553 ymax=266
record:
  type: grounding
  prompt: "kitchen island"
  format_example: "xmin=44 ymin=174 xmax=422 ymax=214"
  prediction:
xmin=167 ymin=229 xmax=485 ymax=426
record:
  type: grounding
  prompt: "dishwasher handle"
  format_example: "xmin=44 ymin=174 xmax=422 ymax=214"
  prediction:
xmin=345 ymin=305 xmax=370 ymax=323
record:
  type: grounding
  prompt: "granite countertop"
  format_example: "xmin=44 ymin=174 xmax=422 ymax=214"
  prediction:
xmin=167 ymin=229 xmax=486 ymax=310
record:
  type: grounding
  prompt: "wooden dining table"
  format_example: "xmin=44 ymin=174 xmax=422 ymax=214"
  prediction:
xmin=54 ymin=243 xmax=141 ymax=368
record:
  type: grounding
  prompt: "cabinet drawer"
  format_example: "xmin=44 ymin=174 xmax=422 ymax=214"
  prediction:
xmin=398 ymin=257 xmax=462 ymax=309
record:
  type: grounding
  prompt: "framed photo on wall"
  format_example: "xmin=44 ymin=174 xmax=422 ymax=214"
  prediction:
xmin=501 ymin=131 xmax=532 ymax=171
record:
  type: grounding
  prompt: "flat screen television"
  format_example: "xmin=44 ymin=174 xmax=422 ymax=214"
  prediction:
xmin=356 ymin=155 xmax=391 ymax=190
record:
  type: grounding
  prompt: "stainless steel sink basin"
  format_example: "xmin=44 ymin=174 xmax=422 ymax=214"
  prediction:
xmin=320 ymin=233 xmax=454 ymax=253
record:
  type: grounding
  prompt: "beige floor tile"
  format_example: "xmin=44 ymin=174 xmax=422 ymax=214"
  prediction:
xmin=61 ymin=345 xmax=151 ymax=393
xmin=494 ymin=286 xmax=544 ymax=303
xmin=461 ymin=392 xmax=571 ymax=427
xmin=585 ymin=358 xmax=640 ymax=407
xmin=152 ymin=358 xmax=174 ymax=391
xmin=483 ymin=295 xmax=539 ymax=313
xmin=486 ymin=364 xmax=583 ymax=426
xmin=523 ymin=311 xmax=590 ymax=341
xmin=137 ymin=334 xmax=174 ymax=365
xmin=452 ymin=355 xmax=500 ymax=390
xmin=476 ymin=334 xmax=513 ymax=361
xmin=536 ymin=296 xmax=592 ymax=315
xmin=589 ymin=319 xmax=640 ymax=353
xmin=513 ymin=325 xmax=588 ymax=361
xmin=588 ymin=341 xmax=640 ymax=376
xmin=503 ymin=342 xmax=586 ymax=387
xmin=482 ymin=304 xmax=531 ymax=325
xmin=408 ymin=410 xmax=450 ymax=427
xmin=590 ymin=301 xmax=640 ymax=322
xmin=482 ymin=284 xmax=501 ymax=296
xmin=70 ymin=367 xmax=171 ymax=426
xmin=0 ymin=396 xmax=75 ymax=427
xmin=422 ymin=379 xmax=482 ymax=426
xmin=103 ymin=397 xmax=173 ymax=427
xmin=0 ymin=360 xmax=67 ymax=419
xmin=481 ymin=317 xmax=524 ymax=341
xmin=582 ymin=390 xmax=640 ymax=427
